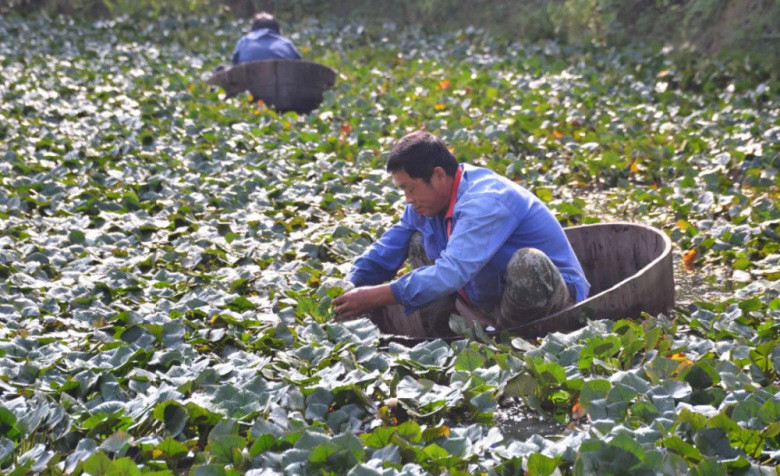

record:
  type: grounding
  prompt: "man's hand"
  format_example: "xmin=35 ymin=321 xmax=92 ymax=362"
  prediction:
xmin=333 ymin=284 xmax=397 ymax=320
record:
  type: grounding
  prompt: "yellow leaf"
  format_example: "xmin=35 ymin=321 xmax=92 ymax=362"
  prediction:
xmin=434 ymin=103 xmax=446 ymax=111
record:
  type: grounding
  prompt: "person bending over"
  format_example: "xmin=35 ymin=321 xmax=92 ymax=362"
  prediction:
xmin=333 ymin=131 xmax=589 ymax=335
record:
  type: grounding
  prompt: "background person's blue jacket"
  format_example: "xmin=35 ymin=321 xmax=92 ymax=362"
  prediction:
xmin=231 ymin=28 xmax=302 ymax=65
xmin=348 ymin=164 xmax=590 ymax=315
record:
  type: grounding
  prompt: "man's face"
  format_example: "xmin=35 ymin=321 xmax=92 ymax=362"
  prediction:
xmin=392 ymin=167 xmax=451 ymax=217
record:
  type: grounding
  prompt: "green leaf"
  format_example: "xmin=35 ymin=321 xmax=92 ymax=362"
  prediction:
xmin=152 ymin=401 xmax=188 ymax=437
xmin=158 ymin=438 xmax=188 ymax=458
xmin=227 ymin=296 xmax=256 ymax=312
xmin=0 ymin=407 xmax=19 ymax=440
xmin=422 ymin=443 xmax=449 ymax=459
xmin=69 ymin=229 xmax=86 ymax=244
xmin=83 ymin=452 xmax=115 ymax=476
xmin=396 ymin=421 xmax=422 ymax=443
xmin=503 ymin=373 xmax=537 ymax=398
xmin=111 ymin=458 xmax=142 ymax=476
xmin=527 ymin=452 xmax=558 ymax=475
xmin=193 ymin=465 xmax=227 ymax=476
xmin=579 ymin=379 xmax=610 ymax=409
xmin=454 ymin=349 xmax=485 ymax=371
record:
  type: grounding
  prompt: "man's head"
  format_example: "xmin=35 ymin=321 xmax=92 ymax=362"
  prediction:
xmin=386 ymin=131 xmax=459 ymax=217
xmin=250 ymin=12 xmax=281 ymax=33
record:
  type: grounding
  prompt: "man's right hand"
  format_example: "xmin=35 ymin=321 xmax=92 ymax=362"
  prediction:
xmin=332 ymin=284 xmax=397 ymax=320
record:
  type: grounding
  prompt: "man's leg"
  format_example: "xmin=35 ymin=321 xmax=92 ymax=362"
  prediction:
xmin=407 ymin=232 xmax=457 ymax=336
xmin=497 ymin=248 xmax=574 ymax=329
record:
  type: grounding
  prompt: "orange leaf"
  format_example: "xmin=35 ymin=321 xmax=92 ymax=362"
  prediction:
xmin=572 ymin=398 xmax=586 ymax=420
xmin=683 ymin=249 xmax=697 ymax=271
xmin=657 ymin=70 xmax=672 ymax=78
xmin=341 ymin=123 xmax=353 ymax=134
xmin=670 ymin=352 xmax=694 ymax=373
xmin=438 ymin=80 xmax=451 ymax=90
xmin=552 ymin=130 xmax=564 ymax=139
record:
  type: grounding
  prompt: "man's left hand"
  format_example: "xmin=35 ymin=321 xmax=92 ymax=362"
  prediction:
xmin=333 ymin=284 xmax=397 ymax=320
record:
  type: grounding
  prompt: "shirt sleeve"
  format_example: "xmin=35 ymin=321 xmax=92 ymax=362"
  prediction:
xmin=347 ymin=209 xmax=417 ymax=287
xmin=390 ymin=196 xmax=519 ymax=314
xmin=290 ymin=44 xmax=302 ymax=59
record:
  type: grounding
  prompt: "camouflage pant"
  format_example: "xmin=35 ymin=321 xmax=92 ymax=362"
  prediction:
xmin=370 ymin=232 xmax=574 ymax=337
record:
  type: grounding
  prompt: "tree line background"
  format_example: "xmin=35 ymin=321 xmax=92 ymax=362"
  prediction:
xmin=3 ymin=0 xmax=779 ymax=86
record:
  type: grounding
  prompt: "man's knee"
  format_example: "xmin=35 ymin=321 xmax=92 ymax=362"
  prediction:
xmin=504 ymin=248 xmax=562 ymax=307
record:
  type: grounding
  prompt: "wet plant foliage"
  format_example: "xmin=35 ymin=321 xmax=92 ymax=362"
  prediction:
xmin=0 ymin=13 xmax=778 ymax=475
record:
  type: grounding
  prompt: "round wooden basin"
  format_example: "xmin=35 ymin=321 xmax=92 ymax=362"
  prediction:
xmin=207 ymin=59 xmax=337 ymax=114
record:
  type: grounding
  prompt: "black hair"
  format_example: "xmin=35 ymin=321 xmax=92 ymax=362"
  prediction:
xmin=251 ymin=12 xmax=281 ymax=33
xmin=386 ymin=131 xmax=459 ymax=182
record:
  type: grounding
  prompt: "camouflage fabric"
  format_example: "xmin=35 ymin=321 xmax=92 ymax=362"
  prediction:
xmin=495 ymin=247 xmax=574 ymax=328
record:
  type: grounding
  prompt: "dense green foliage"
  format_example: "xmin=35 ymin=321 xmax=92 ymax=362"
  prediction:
xmin=4 ymin=0 xmax=780 ymax=87
xmin=0 ymin=13 xmax=778 ymax=475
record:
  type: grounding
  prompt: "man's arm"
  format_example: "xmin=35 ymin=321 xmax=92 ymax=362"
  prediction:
xmin=347 ymin=208 xmax=418 ymax=288
xmin=333 ymin=284 xmax=396 ymax=319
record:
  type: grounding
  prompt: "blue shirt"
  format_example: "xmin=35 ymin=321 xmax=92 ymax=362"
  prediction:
xmin=348 ymin=164 xmax=590 ymax=314
xmin=231 ymin=29 xmax=302 ymax=65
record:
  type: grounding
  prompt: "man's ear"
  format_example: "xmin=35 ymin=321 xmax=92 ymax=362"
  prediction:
xmin=432 ymin=166 xmax=447 ymax=182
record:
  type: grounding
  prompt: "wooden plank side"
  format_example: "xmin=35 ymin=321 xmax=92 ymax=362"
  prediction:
xmin=205 ymin=60 xmax=337 ymax=113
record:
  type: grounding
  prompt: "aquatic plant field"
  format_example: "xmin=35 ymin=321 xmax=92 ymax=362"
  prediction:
xmin=0 ymin=14 xmax=778 ymax=475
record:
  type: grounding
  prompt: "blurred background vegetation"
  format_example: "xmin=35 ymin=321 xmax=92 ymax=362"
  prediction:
xmin=3 ymin=0 xmax=779 ymax=87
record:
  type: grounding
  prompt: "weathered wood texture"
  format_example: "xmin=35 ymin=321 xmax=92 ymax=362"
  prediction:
xmin=376 ymin=223 xmax=675 ymax=342
xmin=207 ymin=60 xmax=337 ymax=114
xmin=505 ymin=222 xmax=675 ymax=339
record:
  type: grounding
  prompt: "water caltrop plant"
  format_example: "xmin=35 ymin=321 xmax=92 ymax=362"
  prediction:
xmin=0 ymin=12 xmax=778 ymax=476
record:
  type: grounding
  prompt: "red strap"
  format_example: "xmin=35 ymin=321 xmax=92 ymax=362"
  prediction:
xmin=445 ymin=167 xmax=471 ymax=304
xmin=445 ymin=166 xmax=462 ymax=237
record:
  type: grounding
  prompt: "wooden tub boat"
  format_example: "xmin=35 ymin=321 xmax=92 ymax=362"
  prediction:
xmin=376 ymin=223 xmax=675 ymax=343
xmin=207 ymin=59 xmax=337 ymax=114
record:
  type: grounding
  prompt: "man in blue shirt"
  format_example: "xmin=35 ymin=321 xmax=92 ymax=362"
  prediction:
xmin=231 ymin=12 xmax=301 ymax=65
xmin=333 ymin=131 xmax=590 ymax=335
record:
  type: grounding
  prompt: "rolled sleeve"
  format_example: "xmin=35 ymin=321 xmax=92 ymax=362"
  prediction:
xmin=347 ymin=210 xmax=417 ymax=287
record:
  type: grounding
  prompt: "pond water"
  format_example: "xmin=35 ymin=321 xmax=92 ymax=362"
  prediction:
xmin=494 ymin=400 xmax=567 ymax=441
